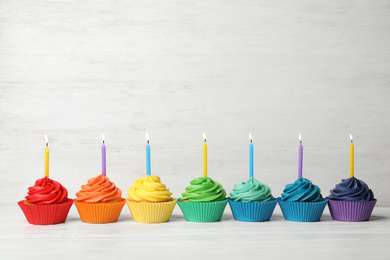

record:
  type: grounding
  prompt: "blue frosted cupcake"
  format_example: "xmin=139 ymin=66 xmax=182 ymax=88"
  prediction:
xmin=327 ymin=177 xmax=376 ymax=222
xmin=229 ymin=177 xmax=277 ymax=222
xmin=278 ymin=177 xmax=328 ymax=222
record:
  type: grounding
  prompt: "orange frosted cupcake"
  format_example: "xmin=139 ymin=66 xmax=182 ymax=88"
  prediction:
xmin=74 ymin=174 xmax=125 ymax=223
xmin=18 ymin=177 xmax=73 ymax=225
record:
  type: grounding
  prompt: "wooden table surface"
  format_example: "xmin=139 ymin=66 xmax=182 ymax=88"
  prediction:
xmin=2 ymin=204 xmax=389 ymax=260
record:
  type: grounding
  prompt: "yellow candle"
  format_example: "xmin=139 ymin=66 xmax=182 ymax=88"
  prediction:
xmin=349 ymin=134 xmax=354 ymax=178
xmin=203 ymin=133 xmax=207 ymax=177
xmin=45 ymin=134 xmax=49 ymax=178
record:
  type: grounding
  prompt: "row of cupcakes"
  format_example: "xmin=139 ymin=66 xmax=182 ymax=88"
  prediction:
xmin=18 ymin=133 xmax=376 ymax=225
xmin=18 ymin=173 xmax=376 ymax=225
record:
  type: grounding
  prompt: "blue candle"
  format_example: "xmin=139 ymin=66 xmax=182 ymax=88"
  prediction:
xmin=249 ymin=133 xmax=253 ymax=178
xmin=146 ymin=133 xmax=151 ymax=176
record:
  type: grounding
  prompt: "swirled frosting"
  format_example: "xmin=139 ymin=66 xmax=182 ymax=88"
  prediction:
xmin=25 ymin=177 xmax=68 ymax=204
xmin=75 ymin=174 xmax=122 ymax=203
xmin=181 ymin=177 xmax=226 ymax=202
xmin=281 ymin=177 xmax=322 ymax=202
xmin=128 ymin=175 xmax=172 ymax=202
xmin=230 ymin=177 xmax=273 ymax=203
xmin=328 ymin=177 xmax=374 ymax=201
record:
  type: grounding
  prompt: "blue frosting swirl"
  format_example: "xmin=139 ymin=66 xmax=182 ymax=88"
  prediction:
xmin=281 ymin=177 xmax=322 ymax=202
xmin=328 ymin=177 xmax=374 ymax=201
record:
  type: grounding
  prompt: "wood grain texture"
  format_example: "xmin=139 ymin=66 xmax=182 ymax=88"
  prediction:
xmin=1 ymin=0 xmax=390 ymax=206
xmin=3 ymin=205 xmax=390 ymax=259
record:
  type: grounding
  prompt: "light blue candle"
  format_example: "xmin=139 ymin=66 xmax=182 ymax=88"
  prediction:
xmin=249 ymin=133 xmax=253 ymax=178
xmin=146 ymin=133 xmax=151 ymax=176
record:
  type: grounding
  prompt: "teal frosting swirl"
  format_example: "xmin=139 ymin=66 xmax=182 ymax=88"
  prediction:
xmin=181 ymin=177 xmax=226 ymax=202
xmin=230 ymin=177 xmax=273 ymax=203
xmin=281 ymin=177 xmax=322 ymax=202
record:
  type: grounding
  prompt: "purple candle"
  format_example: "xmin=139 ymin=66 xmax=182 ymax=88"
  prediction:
xmin=102 ymin=134 xmax=106 ymax=176
xmin=298 ymin=134 xmax=303 ymax=179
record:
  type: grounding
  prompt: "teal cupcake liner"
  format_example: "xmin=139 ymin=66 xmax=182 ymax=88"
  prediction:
xmin=229 ymin=198 xmax=277 ymax=222
xmin=177 ymin=198 xmax=228 ymax=222
xmin=277 ymin=198 xmax=328 ymax=222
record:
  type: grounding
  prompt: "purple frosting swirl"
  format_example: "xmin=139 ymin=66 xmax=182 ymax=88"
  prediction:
xmin=328 ymin=177 xmax=374 ymax=201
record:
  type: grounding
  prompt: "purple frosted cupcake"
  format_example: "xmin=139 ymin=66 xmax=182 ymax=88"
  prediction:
xmin=327 ymin=177 xmax=376 ymax=222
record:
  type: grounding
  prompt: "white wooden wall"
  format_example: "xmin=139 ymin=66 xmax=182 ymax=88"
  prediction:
xmin=1 ymin=0 xmax=389 ymax=206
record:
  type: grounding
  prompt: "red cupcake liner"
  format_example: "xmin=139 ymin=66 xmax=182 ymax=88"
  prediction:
xmin=18 ymin=199 xmax=74 ymax=225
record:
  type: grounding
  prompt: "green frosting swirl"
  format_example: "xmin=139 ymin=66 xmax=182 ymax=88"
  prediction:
xmin=230 ymin=177 xmax=273 ymax=203
xmin=181 ymin=177 xmax=226 ymax=202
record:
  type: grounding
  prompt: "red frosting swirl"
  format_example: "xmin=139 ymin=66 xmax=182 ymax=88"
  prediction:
xmin=75 ymin=174 xmax=122 ymax=203
xmin=25 ymin=177 xmax=68 ymax=204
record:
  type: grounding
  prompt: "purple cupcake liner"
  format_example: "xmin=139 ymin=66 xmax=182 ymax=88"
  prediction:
xmin=277 ymin=198 xmax=328 ymax=222
xmin=327 ymin=198 xmax=377 ymax=222
xmin=229 ymin=199 xmax=277 ymax=222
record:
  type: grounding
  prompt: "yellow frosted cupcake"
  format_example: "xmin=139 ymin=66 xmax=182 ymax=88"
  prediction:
xmin=126 ymin=175 xmax=177 ymax=223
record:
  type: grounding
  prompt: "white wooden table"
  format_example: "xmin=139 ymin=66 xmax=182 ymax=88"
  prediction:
xmin=2 ymin=204 xmax=389 ymax=259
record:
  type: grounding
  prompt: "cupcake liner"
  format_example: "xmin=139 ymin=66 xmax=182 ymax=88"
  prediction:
xmin=74 ymin=198 xmax=126 ymax=224
xmin=228 ymin=198 xmax=277 ymax=222
xmin=18 ymin=199 xmax=73 ymax=225
xmin=177 ymin=198 xmax=228 ymax=222
xmin=327 ymin=198 xmax=377 ymax=222
xmin=126 ymin=198 xmax=177 ymax=223
xmin=277 ymin=198 xmax=328 ymax=222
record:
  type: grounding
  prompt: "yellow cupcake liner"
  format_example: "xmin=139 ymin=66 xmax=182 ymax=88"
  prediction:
xmin=74 ymin=199 xmax=126 ymax=224
xmin=126 ymin=198 xmax=177 ymax=223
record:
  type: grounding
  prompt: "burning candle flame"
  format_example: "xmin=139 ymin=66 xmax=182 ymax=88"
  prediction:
xmin=298 ymin=134 xmax=302 ymax=142
xmin=249 ymin=133 xmax=253 ymax=142
xmin=102 ymin=134 xmax=105 ymax=143
xmin=45 ymin=134 xmax=48 ymax=145
xmin=350 ymin=134 xmax=353 ymax=142
xmin=146 ymin=133 xmax=150 ymax=142
xmin=203 ymin=132 xmax=207 ymax=142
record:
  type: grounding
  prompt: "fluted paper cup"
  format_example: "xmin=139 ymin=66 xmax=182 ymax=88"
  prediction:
xmin=229 ymin=198 xmax=277 ymax=222
xmin=18 ymin=199 xmax=73 ymax=225
xmin=177 ymin=198 xmax=228 ymax=222
xmin=126 ymin=198 xmax=177 ymax=223
xmin=327 ymin=198 xmax=376 ymax=222
xmin=74 ymin=199 xmax=126 ymax=224
xmin=278 ymin=198 xmax=328 ymax=222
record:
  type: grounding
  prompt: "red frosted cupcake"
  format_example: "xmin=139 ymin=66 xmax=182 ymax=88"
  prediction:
xmin=18 ymin=177 xmax=73 ymax=225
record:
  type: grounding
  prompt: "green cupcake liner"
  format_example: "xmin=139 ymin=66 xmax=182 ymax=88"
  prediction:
xmin=177 ymin=198 xmax=228 ymax=222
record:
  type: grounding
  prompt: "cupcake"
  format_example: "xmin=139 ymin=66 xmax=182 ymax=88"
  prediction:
xmin=18 ymin=177 xmax=73 ymax=225
xmin=229 ymin=177 xmax=277 ymax=222
xmin=177 ymin=177 xmax=228 ymax=222
xmin=126 ymin=175 xmax=177 ymax=223
xmin=278 ymin=177 xmax=328 ymax=222
xmin=327 ymin=177 xmax=376 ymax=221
xmin=74 ymin=174 xmax=125 ymax=223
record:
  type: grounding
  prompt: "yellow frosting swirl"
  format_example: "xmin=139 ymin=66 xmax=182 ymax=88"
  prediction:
xmin=128 ymin=176 xmax=172 ymax=202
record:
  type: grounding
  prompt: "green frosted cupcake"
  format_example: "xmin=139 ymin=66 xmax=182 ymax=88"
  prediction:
xmin=229 ymin=177 xmax=277 ymax=222
xmin=178 ymin=177 xmax=228 ymax=222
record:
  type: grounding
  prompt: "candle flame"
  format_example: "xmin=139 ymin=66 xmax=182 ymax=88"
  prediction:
xmin=249 ymin=133 xmax=253 ymax=141
xmin=45 ymin=134 xmax=48 ymax=144
xmin=203 ymin=132 xmax=207 ymax=141
xmin=298 ymin=134 xmax=302 ymax=141
xmin=350 ymin=134 xmax=353 ymax=142
xmin=146 ymin=132 xmax=150 ymax=141
xmin=102 ymin=134 xmax=105 ymax=142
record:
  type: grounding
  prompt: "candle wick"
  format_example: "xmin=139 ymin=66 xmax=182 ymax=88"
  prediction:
xmin=46 ymin=143 xmax=48 ymax=148
xmin=351 ymin=140 xmax=353 ymax=143
xmin=103 ymin=141 xmax=105 ymax=144
xmin=147 ymin=140 xmax=149 ymax=144
xmin=300 ymin=140 xmax=302 ymax=144
xmin=204 ymin=139 xmax=206 ymax=143
xmin=250 ymin=140 xmax=252 ymax=143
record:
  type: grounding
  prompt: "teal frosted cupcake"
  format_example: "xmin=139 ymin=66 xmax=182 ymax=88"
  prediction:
xmin=177 ymin=177 xmax=228 ymax=222
xmin=278 ymin=177 xmax=328 ymax=222
xmin=229 ymin=177 xmax=277 ymax=222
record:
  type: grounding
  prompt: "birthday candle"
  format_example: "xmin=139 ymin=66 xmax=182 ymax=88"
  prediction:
xmin=146 ymin=133 xmax=151 ymax=176
xmin=203 ymin=133 xmax=207 ymax=177
xmin=298 ymin=134 xmax=303 ymax=179
xmin=44 ymin=134 xmax=49 ymax=178
xmin=249 ymin=133 xmax=253 ymax=178
xmin=102 ymin=134 xmax=106 ymax=176
xmin=350 ymin=134 xmax=354 ymax=178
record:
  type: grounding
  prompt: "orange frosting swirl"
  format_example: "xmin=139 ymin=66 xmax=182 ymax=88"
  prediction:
xmin=75 ymin=174 xmax=122 ymax=203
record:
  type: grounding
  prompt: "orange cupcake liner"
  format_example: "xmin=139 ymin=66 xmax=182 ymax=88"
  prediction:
xmin=126 ymin=198 xmax=177 ymax=223
xmin=74 ymin=198 xmax=126 ymax=224
xmin=18 ymin=199 xmax=74 ymax=225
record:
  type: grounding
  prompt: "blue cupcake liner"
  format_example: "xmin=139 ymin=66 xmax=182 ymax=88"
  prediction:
xmin=277 ymin=197 xmax=328 ymax=222
xmin=228 ymin=198 xmax=277 ymax=222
